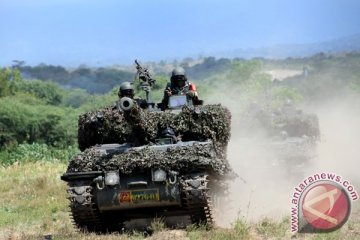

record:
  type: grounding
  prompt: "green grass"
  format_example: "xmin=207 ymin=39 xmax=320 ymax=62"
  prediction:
xmin=0 ymin=162 xmax=359 ymax=240
xmin=255 ymin=216 xmax=288 ymax=238
xmin=0 ymin=162 xmax=71 ymax=236
xmin=0 ymin=143 xmax=79 ymax=166
xmin=186 ymin=219 xmax=252 ymax=240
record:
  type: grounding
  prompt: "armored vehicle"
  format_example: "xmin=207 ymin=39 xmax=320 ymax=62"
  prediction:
xmin=239 ymin=101 xmax=320 ymax=178
xmin=61 ymin=61 xmax=232 ymax=233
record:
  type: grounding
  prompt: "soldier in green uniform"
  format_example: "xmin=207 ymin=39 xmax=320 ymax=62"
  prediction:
xmin=161 ymin=67 xmax=202 ymax=108
xmin=118 ymin=82 xmax=148 ymax=109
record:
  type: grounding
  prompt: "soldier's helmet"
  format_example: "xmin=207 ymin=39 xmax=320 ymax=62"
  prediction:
xmin=118 ymin=82 xmax=134 ymax=98
xmin=161 ymin=127 xmax=177 ymax=143
xmin=171 ymin=67 xmax=187 ymax=88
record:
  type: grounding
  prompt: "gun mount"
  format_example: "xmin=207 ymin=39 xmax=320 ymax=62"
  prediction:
xmin=135 ymin=59 xmax=156 ymax=106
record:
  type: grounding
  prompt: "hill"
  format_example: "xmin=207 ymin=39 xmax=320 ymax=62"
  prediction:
xmin=215 ymin=33 xmax=360 ymax=59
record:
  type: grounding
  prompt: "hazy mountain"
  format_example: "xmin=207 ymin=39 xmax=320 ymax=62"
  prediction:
xmin=215 ymin=33 xmax=360 ymax=59
xmin=5 ymin=34 xmax=360 ymax=67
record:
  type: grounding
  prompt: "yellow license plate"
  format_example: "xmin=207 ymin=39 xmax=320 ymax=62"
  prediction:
xmin=119 ymin=189 xmax=160 ymax=203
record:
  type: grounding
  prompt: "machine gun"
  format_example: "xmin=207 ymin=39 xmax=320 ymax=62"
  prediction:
xmin=135 ymin=59 xmax=156 ymax=105
xmin=118 ymin=60 xmax=155 ymax=112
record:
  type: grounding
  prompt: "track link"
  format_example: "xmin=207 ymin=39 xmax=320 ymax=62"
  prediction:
xmin=67 ymin=181 xmax=105 ymax=233
xmin=180 ymin=173 xmax=213 ymax=226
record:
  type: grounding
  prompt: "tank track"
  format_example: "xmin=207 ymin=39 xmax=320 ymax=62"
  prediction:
xmin=67 ymin=182 xmax=125 ymax=233
xmin=180 ymin=173 xmax=213 ymax=226
xmin=67 ymin=181 xmax=105 ymax=233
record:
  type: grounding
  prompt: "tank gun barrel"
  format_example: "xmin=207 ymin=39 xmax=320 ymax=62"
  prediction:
xmin=118 ymin=97 xmax=135 ymax=112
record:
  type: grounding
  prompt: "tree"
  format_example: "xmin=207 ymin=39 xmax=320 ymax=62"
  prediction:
xmin=17 ymin=80 xmax=64 ymax=105
xmin=0 ymin=96 xmax=77 ymax=147
xmin=0 ymin=68 xmax=11 ymax=97
xmin=0 ymin=68 xmax=23 ymax=97
xmin=63 ymin=88 xmax=90 ymax=108
xmin=227 ymin=59 xmax=262 ymax=82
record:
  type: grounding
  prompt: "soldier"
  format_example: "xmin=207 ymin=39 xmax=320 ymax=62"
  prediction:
xmin=118 ymin=82 xmax=148 ymax=109
xmin=161 ymin=127 xmax=177 ymax=143
xmin=161 ymin=67 xmax=202 ymax=108
xmin=118 ymin=81 xmax=135 ymax=99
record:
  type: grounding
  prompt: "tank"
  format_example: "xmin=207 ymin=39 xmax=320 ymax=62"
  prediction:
xmin=239 ymin=101 xmax=320 ymax=179
xmin=61 ymin=61 xmax=233 ymax=233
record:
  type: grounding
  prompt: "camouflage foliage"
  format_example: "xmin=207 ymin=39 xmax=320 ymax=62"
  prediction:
xmin=241 ymin=102 xmax=320 ymax=139
xmin=72 ymin=103 xmax=232 ymax=177
xmin=272 ymin=113 xmax=320 ymax=139
xmin=67 ymin=143 xmax=233 ymax=177
xmin=77 ymin=106 xmax=132 ymax=151
xmin=78 ymin=104 xmax=231 ymax=151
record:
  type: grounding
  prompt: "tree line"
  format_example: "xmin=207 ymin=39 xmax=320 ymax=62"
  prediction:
xmin=1 ymin=52 xmax=360 ymax=153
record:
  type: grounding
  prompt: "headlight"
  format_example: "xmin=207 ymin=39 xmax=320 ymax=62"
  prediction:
xmin=105 ymin=171 xmax=120 ymax=186
xmin=152 ymin=169 xmax=167 ymax=182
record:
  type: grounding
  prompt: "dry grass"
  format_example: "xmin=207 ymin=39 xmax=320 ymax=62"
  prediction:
xmin=0 ymin=162 xmax=359 ymax=240
xmin=0 ymin=162 xmax=74 ymax=239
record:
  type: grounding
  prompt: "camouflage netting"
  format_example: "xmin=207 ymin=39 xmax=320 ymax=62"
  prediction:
xmin=78 ymin=104 xmax=231 ymax=151
xmin=78 ymin=106 xmax=132 ymax=151
xmin=67 ymin=143 xmax=234 ymax=177
xmin=74 ymin=104 xmax=232 ymax=178
xmin=273 ymin=114 xmax=320 ymax=139
xmin=267 ymin=137 xmax=317 ymax=162
xmin=241 ymin=104 xmax=320 ymax=140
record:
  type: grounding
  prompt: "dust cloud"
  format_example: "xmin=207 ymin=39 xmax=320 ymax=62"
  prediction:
xmin=309 ymin=97 xmax=360 ymax=182
xmin=211 ymin=93 xmax=360 ymax=228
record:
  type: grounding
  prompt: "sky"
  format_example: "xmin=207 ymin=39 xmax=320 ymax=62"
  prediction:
xmin=1 ymin=0 xmax=360 ymax=66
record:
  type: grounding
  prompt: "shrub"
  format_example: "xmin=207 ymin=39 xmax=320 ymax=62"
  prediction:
xmin=0 ymin=143 xmax=79 ymax=166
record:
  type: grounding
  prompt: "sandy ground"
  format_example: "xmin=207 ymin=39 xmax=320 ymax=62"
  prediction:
xmin=265 ymin=69 xmax=303 ymax=81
